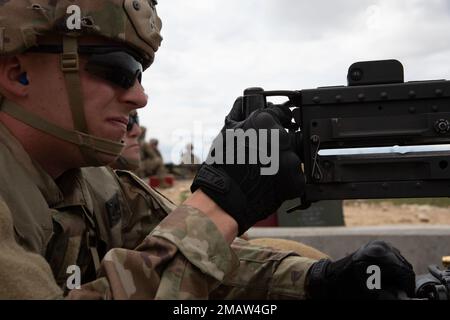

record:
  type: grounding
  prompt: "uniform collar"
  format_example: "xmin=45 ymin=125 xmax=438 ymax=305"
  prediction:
xmin=55 ymin=168 xmax=94 ymax=212
xmin=0 ymin=122 xmax=93 ymax=211
xmin=0 ymin=122 xmax=65 ymax=207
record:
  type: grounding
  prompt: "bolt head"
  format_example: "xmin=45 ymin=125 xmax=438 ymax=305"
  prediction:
xmin=434 ymin=119 xmax=450 ymax=134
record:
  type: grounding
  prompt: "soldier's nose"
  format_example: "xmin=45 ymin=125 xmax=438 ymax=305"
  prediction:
xmin=119 ymin=80 xmax=148 ymax=110
xmin=129 ymin=123 xmax=142 ymax=138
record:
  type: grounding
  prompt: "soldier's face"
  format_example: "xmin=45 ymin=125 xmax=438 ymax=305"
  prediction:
xmin=122 ymin=122 xmax=142 ymax=162
xmin=79 ymin=56 xmax=148 ymax=146
xmin=17 ymin=46 xmax=148 ymax=165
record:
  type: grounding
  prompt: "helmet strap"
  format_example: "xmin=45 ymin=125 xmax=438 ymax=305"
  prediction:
xmin=61 ymin=36 xmax=104 ymax=166
xmin=0 ymin=36 xmax=125 ymax=166
xmin=0 ymin=97 xmax=125 ymax=156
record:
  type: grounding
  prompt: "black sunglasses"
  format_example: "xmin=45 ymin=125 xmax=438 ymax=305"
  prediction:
xmin=27 ymin=45 xmax=144 ymax=89
xmin=127 ymin=113 xmax=140 ymax=131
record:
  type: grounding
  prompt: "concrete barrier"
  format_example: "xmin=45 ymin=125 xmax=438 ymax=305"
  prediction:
xmin=247 ymin=225 xmax=450 ymax=274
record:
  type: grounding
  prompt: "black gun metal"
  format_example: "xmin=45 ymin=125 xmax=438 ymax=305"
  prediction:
xmin=241 ymin=59 xmax=450 ymax=209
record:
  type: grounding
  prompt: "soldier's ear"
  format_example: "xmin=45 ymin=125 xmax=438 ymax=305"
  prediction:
xmin=0 ymin=56 xmax=28 ymax=98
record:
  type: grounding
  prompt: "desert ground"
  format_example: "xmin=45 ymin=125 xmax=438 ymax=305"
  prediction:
xmin=158 ymin=179 xmax=450 ymax=226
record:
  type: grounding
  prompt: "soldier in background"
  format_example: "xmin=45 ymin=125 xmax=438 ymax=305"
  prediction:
xmin=137 ymin=136 xmax=167 ymax=179
xmin=111 ymin=111 xmax=142 ymax=171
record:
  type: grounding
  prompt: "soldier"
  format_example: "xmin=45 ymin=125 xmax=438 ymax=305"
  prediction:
xmin=111 ymin=111 xmax=142 ymax=171
xmin=137 ymin=137 xmax=166 ymax=178
xmin=0 ymin=0 xmax=414 ymax=300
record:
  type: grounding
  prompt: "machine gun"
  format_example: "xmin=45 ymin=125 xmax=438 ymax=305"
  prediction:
xmin=242 ymin=60 xmax=450 ymax=299
xmin=241 ymin=59 xmax=450 ymax=210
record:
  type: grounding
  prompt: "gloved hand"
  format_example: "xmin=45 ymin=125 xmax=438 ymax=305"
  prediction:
xmin=306 ymin=240 xmax=416 ymax=300
xmin=191 ymin=96 xmax=305 ymax=235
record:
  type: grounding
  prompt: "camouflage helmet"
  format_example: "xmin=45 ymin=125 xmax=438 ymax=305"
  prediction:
xmin=0 ymin=0 xmax=162 ymax=68
xmin=0 ymin=0 xmax=162 ymax=166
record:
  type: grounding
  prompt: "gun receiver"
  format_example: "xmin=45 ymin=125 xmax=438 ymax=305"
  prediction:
xmin=242 ymin=59 xmax=450 ymax=208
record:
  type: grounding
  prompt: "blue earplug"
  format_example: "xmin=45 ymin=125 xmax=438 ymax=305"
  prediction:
xmin=19 ymin=73 xmax=29 ymax=85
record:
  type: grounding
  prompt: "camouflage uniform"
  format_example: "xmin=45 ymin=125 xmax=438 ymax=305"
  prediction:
xmin=137 ymin=141 xmax=166 ymax=178
xmin=0 ymin=0 xmax=318 ymax=299
xmin=0 ymin=122 xmax=317 ymax=299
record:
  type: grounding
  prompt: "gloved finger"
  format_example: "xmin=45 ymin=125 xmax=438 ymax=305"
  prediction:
xmin=275 ymin=151 xmax=305 ymax=200
xmin=225 ymin=96 xmax=246 ymax=124
xmin=354 ymin=241 xmax=416 ymax=297
xmin=395 ymin=268 xmax=416 ymax=297
xmin=265 ymin=103 xmax=294 ymax=128
xmin=246 ymin=110 xmax=278 ymax=130
xmin=245 ymin=112 xmax=293 ymax=152
xmin=354 ymin=241 xmax=412 ymax=269
xmin=378 ymin=263 xmax=416 ymax=298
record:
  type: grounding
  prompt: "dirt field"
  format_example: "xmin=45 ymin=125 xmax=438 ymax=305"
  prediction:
xmin=158 ymin=179 xmax=450 ymax=226
xmin=344 ymin=201 xmax=450 ymax=226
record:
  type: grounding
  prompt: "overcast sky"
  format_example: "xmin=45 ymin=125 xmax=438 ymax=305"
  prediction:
xmin=140 ymin=0 xmax=450 ymax=163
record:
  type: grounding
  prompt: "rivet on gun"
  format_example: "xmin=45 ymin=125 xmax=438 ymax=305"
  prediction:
xmin=313 ymin=96 xmax=320 ymax=104
xmin=435 ymin=89 xmax=443 ymax=97
xmin=409 ymin=107 xmax=416 ymax=114
xmin=434 ymin=119 xmax=450 ymax=134
xmin=432 ymin=105 xmax=439 ymax=112
xmin=380 ymin=92 xmax=388 ymax=99
xmin=350 ymin=184 xmax=356 ymax=191
xmin=335 ymin=95 xmax=342 ymax=102
xmin=408 ymin=90 xmax=416 ymax=98
xmin=310 ymin=135 xmax=320 ymax=144
xmin=357 ymin=93 xmax=365 ymax=101
xmin=381 ymin=183 xmax=388 ymax=189
xmin=415 ymin=182 xmax=422 ymax=189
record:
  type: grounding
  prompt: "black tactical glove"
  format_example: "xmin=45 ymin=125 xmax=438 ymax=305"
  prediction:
xmin=306 ymin=240 xmax=416 ymax=300
xmin=191 ymin=97 xmax=305 ymax=235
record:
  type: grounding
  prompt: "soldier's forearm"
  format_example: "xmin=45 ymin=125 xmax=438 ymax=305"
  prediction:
xmin=184 ymin=190 xmax=238 ymax=244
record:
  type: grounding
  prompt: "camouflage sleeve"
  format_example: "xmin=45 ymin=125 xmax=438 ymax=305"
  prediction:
xmin=91 ymin=171 xmax=316 ymax=300
xmin=0 ymin=198 xmax=63 ymax=299
xmin=212 ymin=238 xmax=317 ymax=299
xmin=114 ymin=170 xmax=175 ymax=249
xmin=71 ymin=205 xmax=239 ymax=299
